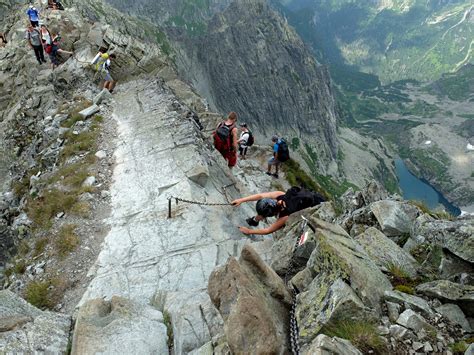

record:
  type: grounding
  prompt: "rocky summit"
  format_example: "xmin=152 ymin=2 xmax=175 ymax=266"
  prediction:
xmin=0 ymin=0 xmax=473 ymax=355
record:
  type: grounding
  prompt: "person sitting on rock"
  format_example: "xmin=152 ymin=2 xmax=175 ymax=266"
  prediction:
xmin=26 ymin=5 xmax=40 ymax=27
xmin=47 ymin=34 xmax=73 ymax=70
xmin=213 ymin=112 xmax=239 ymax=169
xmin=232 ymin=186 xmax=325 ymax=235
xmin=26 ymin=24 xmax=46 ymax=65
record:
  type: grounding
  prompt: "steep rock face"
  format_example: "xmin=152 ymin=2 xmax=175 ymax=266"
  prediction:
xmin=179 ymin=0 xmax=339 ymax=169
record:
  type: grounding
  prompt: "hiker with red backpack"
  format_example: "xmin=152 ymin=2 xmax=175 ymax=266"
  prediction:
xmin=231 ymin=186 xmax=325 ymax=235
xmin=213 ymin=112 xmax=239 ymax=168
xmin=266 ymin=135 xmax=290 ymax=178
xmin=45 ymin=34 xmax=73 ymax=70
xmin=238 ymin=123 xmax=254 ymax=160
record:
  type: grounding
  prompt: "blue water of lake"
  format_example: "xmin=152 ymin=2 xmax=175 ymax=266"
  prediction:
xmin=394 ymin=159 xmax=461 ymax=216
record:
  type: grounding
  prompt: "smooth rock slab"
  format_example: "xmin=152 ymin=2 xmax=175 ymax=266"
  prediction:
xmin=354 ymin=227 xmax=419 ymax=277
xmin=304 ymin=334 xmax=363 ymax=355
xmin=71 ymin=296 xmax=168 ymax=355
xmin=370 ymin=200 xmax=419 ymax=236
xmin=0 ymin=290 xmax=71 ymax=354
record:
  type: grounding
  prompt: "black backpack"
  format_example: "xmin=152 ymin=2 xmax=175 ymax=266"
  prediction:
xmin=247 ymin=131 xmax=254 ymax=147
xmin=281 ymin=186 xmax=325 ymax=215
xmin=213 ymin=122 xmax=235 ymax=151
xmin=277 ymin=139 xmax=290 ymax=162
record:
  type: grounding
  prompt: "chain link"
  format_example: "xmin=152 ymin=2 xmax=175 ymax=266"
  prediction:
xmin=169 ymin=196 xmax=232 ymax=207
xmin=284 ymin=216 xmax=311 ymax=355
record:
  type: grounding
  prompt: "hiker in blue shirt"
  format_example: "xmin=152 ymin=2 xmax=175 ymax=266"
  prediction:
xmin=26 ymin=5 xmax=40 ymax=27
xmin=266 ymin=135 xmax=281 ymax=178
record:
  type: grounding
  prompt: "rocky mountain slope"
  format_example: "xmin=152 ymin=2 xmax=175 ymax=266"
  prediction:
xmin=276 ymin=0 xmax=473 ymax=83
xmin=0 ymin=1 xmax=473 ymax=354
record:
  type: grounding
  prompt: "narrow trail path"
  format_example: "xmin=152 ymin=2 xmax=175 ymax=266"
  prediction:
xmin=78 ymin=78 xmax=257 ymax=352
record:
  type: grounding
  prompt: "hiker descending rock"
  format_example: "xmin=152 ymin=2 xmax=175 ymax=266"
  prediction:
xmin=91 ymin=50 xmax=117 ymax=93
xmin=213 ymin=111 xmax=239 ymax=168
xmin=26 ymin=24 xmax=46 ymax=65
xmin=238 ymin=122 xmax=254 ymax=160
xmin=26 ymin=5 xmax=40 ymax=27
xmin=266 ymin=135 xmax=289 ymax=178
xmin=232 ymin=186 xmax=325 ymax=235
xmin=47 ymin=34 xmax=73 ymax=70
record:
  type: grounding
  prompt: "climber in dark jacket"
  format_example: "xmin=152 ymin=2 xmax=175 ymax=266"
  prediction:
xmin=232 ymin=187 xmax=325 ymax=235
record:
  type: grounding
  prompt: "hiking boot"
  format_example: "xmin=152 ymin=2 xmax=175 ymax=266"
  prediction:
xmin=273 ymin=173 xmax=279 ymax=178
xmin=265 ymin=171 xmax=273 ymax=176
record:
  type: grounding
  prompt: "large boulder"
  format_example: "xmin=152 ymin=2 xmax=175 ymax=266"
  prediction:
xmin=411 ymin=218 xmax=474 ymax=263
xmin=208 ymin=244 xmax=292 ymax=354
xmin=297 ymin=277 xmax=374 ymax=349
xmin=305 ymin=334 xmax=363 ymax=355
xmin=354 ymin=227 xmax=419 ymax=278
xmin=370 ymin=200 xmax=419 ymax=236
xmin=298 ymin=218 xmax=392 ymax=313
xmin=396 ymin=309 xmax=436 ymax=333
xmin=0 ymin=290 xmax=71 ymax=354
xmin=416 ymin=280 xmax=474 ymax=317
xmin=71 ymin=297 xmax=168 ymax=355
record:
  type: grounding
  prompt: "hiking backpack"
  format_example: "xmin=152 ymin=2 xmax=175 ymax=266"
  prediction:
xmin=281 ymin=186 xmax=326 ymax=215
xmin=247 ymin=131 xmax=254 ymax=147
xmin=213 ymin=122 xmax=235 ymax=152
xmin=277 ymin=139 xmax=290 ymax=162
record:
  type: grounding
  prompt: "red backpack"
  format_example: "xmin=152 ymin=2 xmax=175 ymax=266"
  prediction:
xmin=213 ymin=122 xmax=235 ymax=152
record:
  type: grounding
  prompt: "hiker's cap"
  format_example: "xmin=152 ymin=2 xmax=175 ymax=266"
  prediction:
xmin=240 ymin=123 xmax=247 ymax=127
xmin=256 ymin=198 xmax=278 ymax=218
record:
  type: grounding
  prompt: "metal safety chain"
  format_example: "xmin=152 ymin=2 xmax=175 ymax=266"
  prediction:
xmin=284 ymin=216 xmax=314 ymax=355
xmin=167 ymin=196 xmax=232 ymax=217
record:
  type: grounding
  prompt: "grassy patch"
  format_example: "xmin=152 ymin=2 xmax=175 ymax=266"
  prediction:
xmin=449 ymin=341 xmax=469 ymax=354
xmin=386 ymin=262 xmax=412 ymax=286
xmin=408 ymin=200 xmax=454 ymax=220
xmin=60 ymin=100 xmax=93 ymax=128
xmin=394 ymin=284 xmax=414 ymax=295
xmin=70 ymin=201 xmax=91 ymax=218
xmin=281 ymin=159 xmax=330 ymax=199
xmin=24 ymin=277 xmax=66 ymax=310
xmin=12 ymin=260 xmax=27 ymax=275
xmin=33 ymin=237 xmax=49 ymax=257
xmin=54 ymin=224 xmax=80 ymax=258
xmin=27 ymin=189 xmax=77 ymax=229
xmin=323 ymin=320 xmax=386 ymax=354
xmin=60 ymin=131 xmax=99 ymax=162
xmin=17 ymin=240 xmax=30 ymax=256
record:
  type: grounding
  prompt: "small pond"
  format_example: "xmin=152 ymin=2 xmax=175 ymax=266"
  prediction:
xmin=394 ymin=159 xmax=461 ymax=216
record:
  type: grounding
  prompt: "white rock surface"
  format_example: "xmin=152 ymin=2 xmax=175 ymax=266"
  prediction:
xmin=78 ymin=104 xmax=100 ymax=119
xmin=77 ymin=80 xmax=253 ymax=352
xmin=305 ymin=334 xmax=363 ymax=355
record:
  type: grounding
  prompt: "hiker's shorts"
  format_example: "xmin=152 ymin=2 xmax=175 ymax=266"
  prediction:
xmin=268 ymin=157 xmax=280 ymax=166
xmin=222 ymin=150 xmax=237 ymax=167
xmin=104 ymin=71 xmax=114 ymax=82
